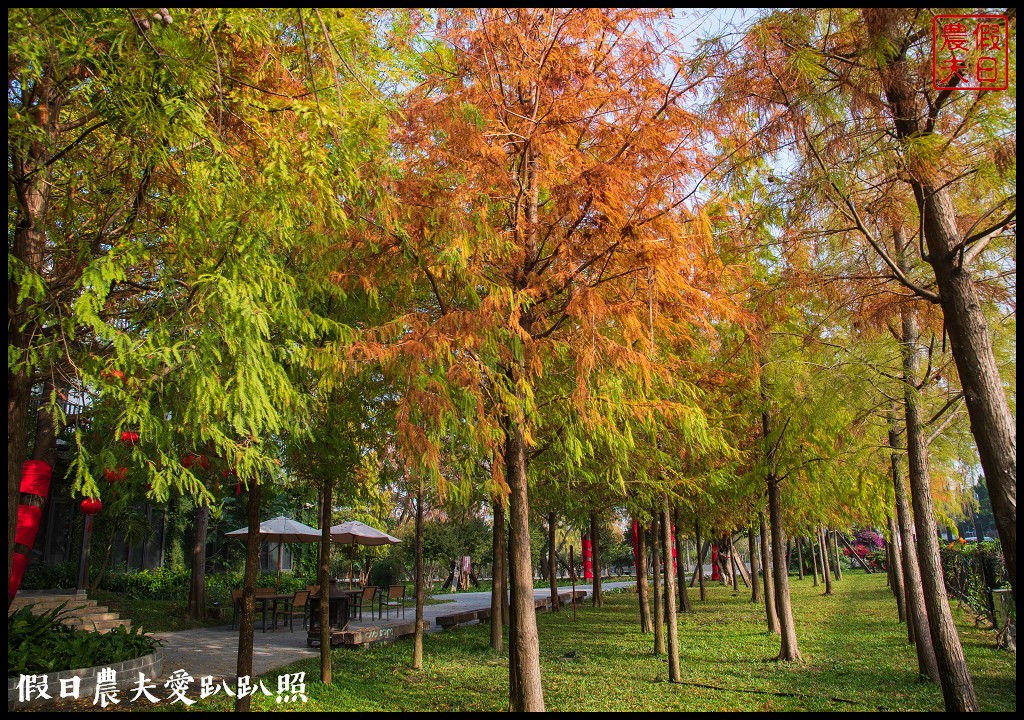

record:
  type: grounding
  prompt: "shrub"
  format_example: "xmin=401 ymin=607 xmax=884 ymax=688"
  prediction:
xmin=102 ymin=565 xmax=192 ymax=600
xmin=7 ymin=603 xmax=160 ymax=676
xmin=19 ymin=560 xmax=77 ymax=591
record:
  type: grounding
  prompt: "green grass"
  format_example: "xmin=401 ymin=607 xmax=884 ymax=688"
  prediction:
xmin=175 ymin=572 xmax=1016 ymax=711
xmin=91 ymin=590 xmax=229 ymax=634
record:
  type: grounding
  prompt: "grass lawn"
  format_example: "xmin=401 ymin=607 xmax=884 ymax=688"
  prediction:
xmin=178 ymin=572 xmax=1015 ymax=711
xmin=91 ymin=590 xmax=230 ymax=634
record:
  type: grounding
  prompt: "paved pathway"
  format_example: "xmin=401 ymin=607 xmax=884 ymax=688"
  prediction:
xmin=151 ymin=581 xmax=636 ymax=684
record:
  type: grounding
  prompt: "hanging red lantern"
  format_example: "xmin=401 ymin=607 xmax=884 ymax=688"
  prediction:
xmin=103 ymin=467 xmax=128 ymax=483
xmin=120 ymin=430 xmax=140 ymax=446
xmin=80 ymin=498 xmax=103 ymax=515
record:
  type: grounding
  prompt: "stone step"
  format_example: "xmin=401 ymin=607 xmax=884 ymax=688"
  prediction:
xmin=58 ymin=608 xmax=121 ymax=622
xmin=10 ymin=596 xmax=97 ymax=612
xmin=63 ymin=616 xmax=132 ymax=633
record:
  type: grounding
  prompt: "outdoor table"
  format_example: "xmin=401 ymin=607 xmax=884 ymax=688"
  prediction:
xmin=254 ymin=593 xmax=295 ymax=633
xmin=307 ymin=583 xmax=355 ymax=638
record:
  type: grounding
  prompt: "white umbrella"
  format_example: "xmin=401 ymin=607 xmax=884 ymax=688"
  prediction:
xmin=329 ymin=520 xmax=401 ymax=589
xmin=225 ymin=515 xmax=321 ymax=584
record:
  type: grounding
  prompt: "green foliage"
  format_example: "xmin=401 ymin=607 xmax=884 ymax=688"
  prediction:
xmin=20 ymin=561 xmax=77 ymax=591
xmin=7 ymin=604 xmax=160 ymax=677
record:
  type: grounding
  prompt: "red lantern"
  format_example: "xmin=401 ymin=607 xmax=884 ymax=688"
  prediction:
xmin=103 ymin=467 xmax=128 ymax=483
xmin=120 ymin=431 xmax=140 ymax=446
xmin=80 ymin=498 xmax=103 ymax=515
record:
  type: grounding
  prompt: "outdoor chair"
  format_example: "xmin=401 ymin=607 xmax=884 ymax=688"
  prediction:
xmin=382 ymin=584 xmax=406 ymax=619
xmin=273 ymin=590 xmax=310 ymax=632
xmin=352 ymin=585 xmax=378 ymax=621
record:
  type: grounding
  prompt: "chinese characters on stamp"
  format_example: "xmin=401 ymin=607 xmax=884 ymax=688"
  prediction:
xmin=933 ymin=14 xmax=1009 ymax=91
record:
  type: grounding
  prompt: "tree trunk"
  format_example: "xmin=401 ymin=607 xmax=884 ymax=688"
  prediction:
xmin=864 ymin=8 xmax=1016 ymax=604
xmin=235 ymin=479 xmax=261 ymax=712
xmin=831 ymin=529 xmax=842 ymax=581
xmin=413 ymin=478 xmax=425 ymax=669
xmin=729 ymin=535 xmax=739 ymax=593
xmin=548 ymin=512 xmax=559 ymax=612
xmin=810 ymin=535 xmax=820 ymax=587
xmin=505 ymin=424 xmax=544 ymax=712
xmin=661 ymin=497 xmax=680 ymax=682
xmin=318 ymin=477 xmax=333 ymax=683
xmin=887 ymin=514 xmax=907 ymax=624
xmin=9 ymin=92 xmax=56 ymax=603
xmin=891 ymin=413 xmax=934 ymax=667
xmin=674 ymin=508 xmax=691 ymax=613
xmin=491 ymin=499 xmax=506 ymax=652
xmin=89 ymin=533 xmax=115 ymax=593
xmin=188 ymin=504 xmax=209 ymax=620
xmin=749 ymin=526 xmax=761 ymax=604
xmin=796 ymin=536 xmax=805 ymax=580
xmin=590 ymin=512 xmax=603 ymax=608
xmin=759 ymin=512 xmax=779 ymax=634
xmin=636 ymin=514 xmax=652 ymax=632
xmin=768 ymin=477 xmax=799 ymax=661
xmin=694 ymin=518 xmax=706 ymax=601
xmin=651 ymin=515 xmax=665 ymax=655
xmin=820 ymin=527 xmax=833 ymax=595
xmin=900 ymin=303 xmax=978 ymax=709
xmin=507 ymin=507 xmax=519 ymax=710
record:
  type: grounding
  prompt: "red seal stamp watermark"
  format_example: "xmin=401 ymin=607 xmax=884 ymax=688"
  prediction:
xmin=932 ymin=14 xmax=1009 ymax=91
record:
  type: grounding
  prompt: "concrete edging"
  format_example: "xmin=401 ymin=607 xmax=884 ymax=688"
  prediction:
xmin=8 ymin=649 xmax=163 ymax=711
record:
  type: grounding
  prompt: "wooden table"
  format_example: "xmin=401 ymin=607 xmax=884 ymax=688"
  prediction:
xmin=255 ymin=593 xmax=295 ymax=633
xmin=307 ymin=585 xmax=356 ymax=646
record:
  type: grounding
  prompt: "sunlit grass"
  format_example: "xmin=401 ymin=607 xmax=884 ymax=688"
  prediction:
xmin=175 ymin=572 xmax=1016 ymax=712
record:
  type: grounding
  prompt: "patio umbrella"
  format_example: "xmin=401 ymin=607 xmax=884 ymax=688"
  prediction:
xmin=225 ymin=515 xmax=321 ymax=585
xmin=329 ymin=520 xmax=401 ymax=589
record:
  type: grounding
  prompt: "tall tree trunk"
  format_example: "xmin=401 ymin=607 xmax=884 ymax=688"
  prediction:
xmin=661 ymin=497 xmax=680 ymax=682
xmin=759 ymin=512 xmax=779 ymax=634
xmin=507 ymin=507 xmax=519 ymax=711
xmin=810 ymin=535 xmax=820 ymax=587
xmin=887 ymin=514 xmax=907 ymax=624
xmin=651 ymin=515 xmax=665 ymax=654
xmin=9 ymin=86 xmax=56 ymax=601
xmin=819 ymin=527 xmax=833 ymax=595
xmin=636 ymin=515 xmax=652 ymax=632
xmin=768 ymin=477 xmax=799 ymax=661
xmin=491 ymin=499 xmax=506 ymax=652
xmin=865 ymin=9 xmax=1016 ymax=604
xmin=548 ymin=512 xmax=559 ymax=611
xmin=694 ymin=518 xmax=706 ymax=601
xmin=235 ymin=479 xmax=261 ymax=712
xmin=890 ymin=411 xmax=934 ymax=669
xmin=506 ymin=424 xmax=544 ymax=712
xmin=729 ymin=535 xmax=739 ymax=593
xmin=900 ymin=303 xmax=977 ymax=709
xmin=318 ymin=477 xmax=333 ymax=683
xmin=674 ymin=508 xmax=691 ymax=613
xmin=188 ymin=504 xmax=209 ymax=620
xmin=413 ymin=478 xmax=425 ymax=669
xmin=749 ymin=526 xmax=761 ymax=604
xmin=796 ymin=536 xmax=805 ymax=580
xmin=831 ymin=529 xmax=842 ymax=581
xmin=590 ymin=512 xmax=603 ymax=608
